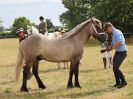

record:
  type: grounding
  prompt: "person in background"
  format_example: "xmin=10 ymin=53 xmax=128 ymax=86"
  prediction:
xmin=58 ymin=30 xmax=69 ymax=69
xmin=100 ymin=33 xmax=113 ymax=69
xmin=39 ymin=16 xmax=48 ymax=36
xmin=16 ymin=28 xmax=27 ymax=42
xmin=104 ymin=22 xmax=127 ymax=88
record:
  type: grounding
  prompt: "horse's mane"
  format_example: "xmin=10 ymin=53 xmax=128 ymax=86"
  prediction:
xmin=64 ymin=18 xmax=101 ymax=38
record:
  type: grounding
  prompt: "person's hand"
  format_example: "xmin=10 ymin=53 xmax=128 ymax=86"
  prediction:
xmin=106 ymin=46 xmax=112 ymax=52
xmin=100 ymin=49 xmax=107 ymax=53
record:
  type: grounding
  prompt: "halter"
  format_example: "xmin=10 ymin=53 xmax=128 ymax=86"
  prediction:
xmin=27 ymin=25 xmax=35 ymax=35
xmin=91 ymin=23 xmax=105 ymax=38
xmin=91 ymin=22 xmax=107 ymax=44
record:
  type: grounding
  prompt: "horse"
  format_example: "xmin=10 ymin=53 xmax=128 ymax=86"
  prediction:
xmin=15 ymin=17 xmax=106 ymax=92
xmin=26 ymin=25 xmax=40 ymax=36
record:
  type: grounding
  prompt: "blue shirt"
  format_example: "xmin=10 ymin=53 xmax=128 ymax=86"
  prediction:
xmin=112 ymin=28 xmax=127 ymax=52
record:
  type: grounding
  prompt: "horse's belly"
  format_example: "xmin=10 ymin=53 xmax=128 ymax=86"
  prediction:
xmin=41 ymin=51 xmax=72 ymax=62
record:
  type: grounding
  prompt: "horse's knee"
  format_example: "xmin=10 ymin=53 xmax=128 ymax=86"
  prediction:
xmin=32 ymin=69 xmax=37 ymax=75
xmin=23 ymin=65 xmax=31 ymax=77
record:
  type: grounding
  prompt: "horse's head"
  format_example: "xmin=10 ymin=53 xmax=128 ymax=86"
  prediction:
xmin=90 ymin=17 xmax=106 ymax=43
xmin=27 ymin=25 xmax=39 ymax=36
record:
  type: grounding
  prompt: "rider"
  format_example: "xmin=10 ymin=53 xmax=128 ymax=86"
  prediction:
xmin=39 ymin=16 xmax=48 ymax=36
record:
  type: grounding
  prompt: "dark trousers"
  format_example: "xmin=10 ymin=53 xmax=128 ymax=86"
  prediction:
xmin=113 ymin=51 xmax=127 ymax=84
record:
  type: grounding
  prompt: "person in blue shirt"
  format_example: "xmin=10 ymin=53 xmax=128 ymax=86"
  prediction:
xmin=104 ymin=22 xmax=127 ymax=88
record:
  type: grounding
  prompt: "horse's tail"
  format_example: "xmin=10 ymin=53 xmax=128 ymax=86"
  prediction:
xmin=15 ymin=48 xmax=24 ymax=83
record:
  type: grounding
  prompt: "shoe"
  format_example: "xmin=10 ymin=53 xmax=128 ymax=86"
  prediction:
xmin=113 ymin=83 xmax=121 ymax=87
xmin=117 ymin=82 xmax=127 ymax=88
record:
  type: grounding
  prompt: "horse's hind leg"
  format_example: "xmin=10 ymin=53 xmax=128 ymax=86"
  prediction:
xmin=67 ymin=62 xmax=74 ymax=88
xmin=73 ymin=61 xmax=81 ymax=88
xmin=21 ymin=64 xmax=31 ymax=92
xmin=32 ymin=59 xmax=46 ymax=89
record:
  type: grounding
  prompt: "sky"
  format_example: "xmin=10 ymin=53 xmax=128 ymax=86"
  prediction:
xmin=0 ymin=0 xmax=67 ymax=28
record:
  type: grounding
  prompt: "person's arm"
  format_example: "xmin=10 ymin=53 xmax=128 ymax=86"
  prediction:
xmin=112 ymin=42 xmax=122 ymax=49
xmin=107 ymin=30 xmax=123 ymax=51
xmin=107 ymin=42 xmax=122 ymax=51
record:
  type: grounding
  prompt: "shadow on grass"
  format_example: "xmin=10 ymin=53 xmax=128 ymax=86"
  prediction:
xmin=13 ymin=86 xmax=116 ymax=98
xmin=39 ymin=68 xmax=68 ymax=74
xmin=0 ymin=83 xmax=117 ymax=99
xmin=64 ymin=87 xmax=116 ymax=98
xmin=39 ymin=67 xmax=103 ymax=74
xmin=0 ymin=64 xmax=15 ymax=68
xmin=80 ymin=68 xmax=104 ymax=74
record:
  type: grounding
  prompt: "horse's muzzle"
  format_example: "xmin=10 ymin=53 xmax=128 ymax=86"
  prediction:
xmin=97 ymin=34 xmax=106 ymax=43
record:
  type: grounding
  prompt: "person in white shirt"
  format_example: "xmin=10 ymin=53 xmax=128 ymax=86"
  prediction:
xmin=100 ymin=33 xmax=113 ymax=69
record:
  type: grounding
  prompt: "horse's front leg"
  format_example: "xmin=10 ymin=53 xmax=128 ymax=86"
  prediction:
xmin=73 ymin=61 xmax=81 ymax=88
xmin=67 ymin=62 xmax=74 ymax=88
xmin=32 ymin=59 xmax=46 ymax=89
xmin=21 ymin=64 xmax=31 ymax=92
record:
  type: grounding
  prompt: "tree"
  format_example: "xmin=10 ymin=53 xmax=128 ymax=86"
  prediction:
xmin=60 ymin=0 xmax=133 ymax=32
xmin=46 ymin=18 xmax=55 ymax=31
xmin=0 ymin=20 xmax=4 ymax=32
xmin=0 ymin=26 xmax=4 ymax=32
xmin=91 ymin=0 xmax=133 ymax=32
xmin=0 ymin=20 xmax=2 ymax=25
xmin=11 ymin=17 xmax=31 ymax=35
xmin=60 ymin=0 xmax=91 ymax=29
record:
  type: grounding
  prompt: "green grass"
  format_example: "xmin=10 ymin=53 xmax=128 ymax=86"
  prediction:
xmin=0 ymin=38 xmax=133 ymax=99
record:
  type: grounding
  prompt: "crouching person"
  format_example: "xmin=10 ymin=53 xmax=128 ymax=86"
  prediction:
xmin=16 ymin=28 xmax=33 ymax=79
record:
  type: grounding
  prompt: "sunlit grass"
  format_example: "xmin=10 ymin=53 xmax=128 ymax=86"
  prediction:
xmin=0 ymin=38 xmax=133 ymax=99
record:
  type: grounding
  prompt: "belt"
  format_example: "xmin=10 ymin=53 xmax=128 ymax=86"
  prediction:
xmin=116 ymin=51 xmax=127 ymax=53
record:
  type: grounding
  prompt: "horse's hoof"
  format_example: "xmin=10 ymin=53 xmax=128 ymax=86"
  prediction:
xmin=75 ymin=83 xmax=81 ymax=88
xmin=67 ymin=85 xmax=74 ymax=88
xmin=75 ymin=85 xmax=81 ymax=88
xmin=20 ymin=87 xmax=29 ymax=92
xmin=39 ymin=85 xmax=46 ymax=89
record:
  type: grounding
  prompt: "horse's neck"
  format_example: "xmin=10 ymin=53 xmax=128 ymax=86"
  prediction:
xmin=68 ymin=23 xmax=91 ymax=45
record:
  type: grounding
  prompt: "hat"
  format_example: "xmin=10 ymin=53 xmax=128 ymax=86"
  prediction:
xmin=61 ymin=30 xmax=65 ymax=33
xmin=104 ymin=22 xmax=113 ymax=31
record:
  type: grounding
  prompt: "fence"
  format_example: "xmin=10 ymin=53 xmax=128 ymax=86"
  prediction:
xmin=0 ymin=35 xmax=16 ymax=39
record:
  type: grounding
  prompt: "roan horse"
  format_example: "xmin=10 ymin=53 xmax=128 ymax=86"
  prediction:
xmin=16 ymin=17 xmax=106 ymax=92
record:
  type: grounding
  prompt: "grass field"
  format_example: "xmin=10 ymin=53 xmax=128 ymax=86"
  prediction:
xmin=0 ymin=38 xmax=133 ymax=99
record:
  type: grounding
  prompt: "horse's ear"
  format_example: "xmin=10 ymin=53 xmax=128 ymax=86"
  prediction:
xmin=91 ymin=18 xmax=94 ymax=23
xmin=27 ymin=25 xmax=31 ymax=28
